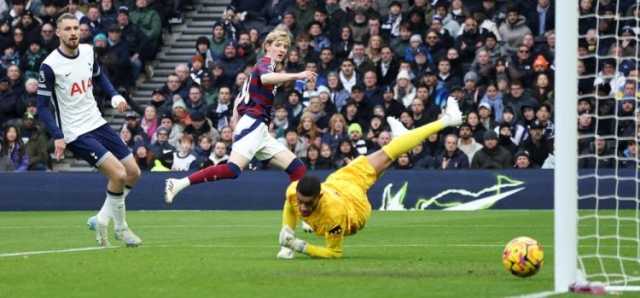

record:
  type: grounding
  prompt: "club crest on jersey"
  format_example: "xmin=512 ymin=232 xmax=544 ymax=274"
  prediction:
xmin=70 ymin=79 xmax=92 ymax=96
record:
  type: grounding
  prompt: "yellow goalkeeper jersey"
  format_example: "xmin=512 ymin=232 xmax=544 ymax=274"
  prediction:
xmin=282 ymin=156 xmax=377 ymax=258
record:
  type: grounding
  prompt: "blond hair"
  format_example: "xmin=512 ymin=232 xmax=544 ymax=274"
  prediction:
xmin=263 ymin=28 xmax=291 ymax=50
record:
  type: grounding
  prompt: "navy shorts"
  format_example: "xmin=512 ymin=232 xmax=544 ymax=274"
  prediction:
xmin=68 ymin=124 xmax=132 ymax=167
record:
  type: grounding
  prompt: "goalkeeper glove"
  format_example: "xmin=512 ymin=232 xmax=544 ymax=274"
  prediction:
xmin=278 ymin=226 xmax=306 ymax=253
xmin=276 ymin=246 xmax=294 ymax=260
xmin=301 ymin=221 xmax=314 ymax=233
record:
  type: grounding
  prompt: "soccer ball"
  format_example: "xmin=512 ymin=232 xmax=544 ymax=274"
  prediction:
xmin=502 ymin=236 xmax=544 ymax=277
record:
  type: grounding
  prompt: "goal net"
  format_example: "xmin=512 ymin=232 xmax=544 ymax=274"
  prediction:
xmin=556 ymin=0 xmax=640 ymax=293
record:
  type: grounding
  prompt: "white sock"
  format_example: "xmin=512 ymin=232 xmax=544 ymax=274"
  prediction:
xmin=96 ymin=200 xmax=110 ymax=225
xmin=119 ymin=185 xmax=134 ymax=230
xmin=107 ymin=191 xmax=127 ymax=231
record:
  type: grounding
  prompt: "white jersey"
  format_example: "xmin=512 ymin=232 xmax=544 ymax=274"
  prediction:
xmin=38 ymin=44 xmax=106 ymax=143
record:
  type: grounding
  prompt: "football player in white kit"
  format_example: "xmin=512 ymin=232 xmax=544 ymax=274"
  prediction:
xmin=37 ymin=13 xmax=142 ymax=247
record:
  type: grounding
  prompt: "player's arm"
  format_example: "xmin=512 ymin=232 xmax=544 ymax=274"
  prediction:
xmin=92 ymin=55 xmax=127 ymax=113
xmin=37 ymin=64 xmax=65 ymax=160
xmin=282 ymin=199 xmax=298 ymax=229
xmin=279 ymin=223 xmax=344 ymax=259
xmin=261 ymin=71 xmax=316 ymax=85
xmin=304 ymin=226 xmax=344 ymax=258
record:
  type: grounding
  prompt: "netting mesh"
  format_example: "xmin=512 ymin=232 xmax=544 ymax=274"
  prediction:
xmin=576 ymin=0 xmax=640 ymax=287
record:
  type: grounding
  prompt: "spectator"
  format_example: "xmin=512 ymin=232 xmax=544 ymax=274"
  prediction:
xmin=479 ymin=81 xmax=503 ymax=122
xmin=303 ymin=144 xmax=331 ymax=170
xmin=326 ymin=72 xmax=350 ymax=112
xmin=394 ymin=152 xmax=413 ymax=169
xmin=140 ymin=105 xmax=159 ymax=140
xmin=394 ymin=69 xmax=415 ymax=108
xmin=183 ymin=110 xmax=217 ymax=142
xmin=120 ymin=125 xmax=135 ymax=149
xmin=129 ymin=0 xmax=162 ymax=54
xmin=172 ymin=98 xmax=192 ymax=128
xmin=338 ymin=58 xmax=358 ymax=93
xmin=134 ymin=143 xmax=153 ymax=170
xmin=185 ymin=85 xmax=207 ymax=116
xmin=466 ymin=111 xmax=486 ymax=143
xmin=321 ymin=113 xmax=347 ymax=152
xmin=80 ymin=4 xmax=105 ymax=36
xmin=20 ymin=39 xmax=46 ymax=79
xmin=498 ymin=5 xmax=532 ymax=55
xmin=149 ymin=126 xmax=176 ymax=158
xmin=270 ymin=105 xmax=290 ymax=140
xmin=348 ymin=123 xmax=367 ymax=155
xmin=20 ymin=111 xmax=48 ymax=170
xmin=39 ymin=22 xmax=58 ymax=53
xmin=104 ymin=24 xmax=132 ymax=89
xmin=536 ymin=103 xmax=554 ymax=139
xmin=431 ymin=134 xmax=469 ymax=170
xmin=513 ymin=150 xmax=535 ymax=169
xmin=527 ymin=0 xmax=554 ymax=38
xmin=190 ymin=135 xmax=213 ymax=169
xmin=209 ymin=141 xmax=229 ymax=166
xmin=521 ymin=122 xmax=551 ymax=167
xmin=508 ymin=45 xmax=534 ymax=87
xmin=365 ymin=115 xmax=384 ymax=144
xmin=0 ymin=77 xmax=20 ymax=125
xmin=497 ymin=122 xmax=518 ymax=155
xmin=620 ymin=140 xmax=638 ymax=169
xmin=362 ymin=70 xmax=383 ymax=106
xmin=333 ymin=25 xmax=354 ymax=60
xmin=297 ymin=112 xmax=320 ymax=143
xmin=477 ymin=102 xmax=495 ymax=131
xmin=333 ymin=139 xmax=355 ymax=168
xmin=279 ymin=128 xmax=307 ymax=159
xmin=471 ymin=130 xmax=513 ymax=169
xmin=17 ymin=78 xmax=37 ymax=116
xmin=498 ymin=106 xmax=527 ymax=146
xmin=0 ymin=125 xmax=28 ymax=171
xmin=579 ymin=137 xmax=616 ymax=169
xmin=398 ymin=110 xmax=414 ymax=130
xmin=218 ymin=42 xmax=245 ymax=79
xmin=209 ymin=22 xmax=228 ymax=61
xmin=219 ymin=126 xmax=233 ymax=152
xmin=376 ymin=46 xmax=399 ymax=87
xmin=503 ymin=80 xmax=538 ymax=122
xmin=172 ymin=134 xmax=196 ymax=171
xmin=124 ymin=111 xmax=147 ymax=144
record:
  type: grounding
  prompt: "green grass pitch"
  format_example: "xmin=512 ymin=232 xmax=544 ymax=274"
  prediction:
xmin=0 ymin=210 xmax=627 ymax=297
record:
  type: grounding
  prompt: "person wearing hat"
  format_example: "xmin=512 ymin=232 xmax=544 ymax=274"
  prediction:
xmin=348 ymin=123 xmax=367 ymax=155
xmin=498 ymin=106 xmax=526 ymax=146
xmin=470 ymin=130 xmax=513 ymax=169
xmin=394 ymin=69 xmax=416 ymax=108
xmin=183 ymin=110 xmax=217 ymax=143
xmin=105 ymin=23 xmax=133 ymax=88
xmin=219 ymin=40 xmax=246 ymax=80
xmin=381 ymin=85 xmax=403 ymax=118
xmin=521 ymin=121 xmax=551 ymax=167
xmin=477 ymin=101 xmax=495 ymax=131
xmin=116 ymin=5 xmax=148 ymax=79
xmin=495 ymin=121 xmax=517 ymax=154
xmin=513 ymin=150 xmax=534 ymax=169
xmin=404 ymin=34 xmax=427 ymax=64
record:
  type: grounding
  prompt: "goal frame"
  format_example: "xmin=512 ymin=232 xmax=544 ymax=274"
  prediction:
xmin=554 ymin=0 xmax=578 ymax=293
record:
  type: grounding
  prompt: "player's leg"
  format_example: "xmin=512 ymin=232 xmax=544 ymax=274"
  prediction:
xmin=96 ymin=154 xmax=128 ymax=246
xmin=165 ymin=116 xmax=261 ymax=204
xmin=112 ymin=156 xmax=143 ymax=246
xmin=268 ymin=150 xmax=307 ymax=182
xmin=367 ymin=97 xmax=463 ymax=174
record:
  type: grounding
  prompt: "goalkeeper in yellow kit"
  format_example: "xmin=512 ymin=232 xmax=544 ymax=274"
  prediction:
xmin=277 ymin=97 xmax=463 ymax=259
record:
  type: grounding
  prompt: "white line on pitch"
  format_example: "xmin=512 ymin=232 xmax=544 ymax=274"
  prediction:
xmin=0 ymin=246 xmax=118 ymax=258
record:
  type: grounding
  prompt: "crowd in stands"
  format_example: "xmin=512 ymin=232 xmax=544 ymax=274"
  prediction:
xmin=0 ymin=0 xmax=638 ymax=172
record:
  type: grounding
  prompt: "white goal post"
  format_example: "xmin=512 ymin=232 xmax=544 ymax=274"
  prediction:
xmin=555 ymin=0 xmax=640 ymax=293
xmin=554 ymin=0 xmax=578 ymax=292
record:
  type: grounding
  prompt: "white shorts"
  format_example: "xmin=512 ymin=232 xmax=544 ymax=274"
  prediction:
xmin=232 ymin=115 xmax=288 ymax=161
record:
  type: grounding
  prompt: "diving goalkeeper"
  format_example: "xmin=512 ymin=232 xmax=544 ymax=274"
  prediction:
xmin=277 ymin=97 xmax=463 ymax=259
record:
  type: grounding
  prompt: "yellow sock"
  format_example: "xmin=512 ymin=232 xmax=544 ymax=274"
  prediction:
xmin=383 ymin=119 xmax=445 ymax=161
